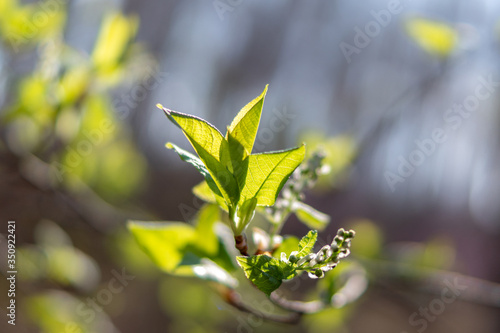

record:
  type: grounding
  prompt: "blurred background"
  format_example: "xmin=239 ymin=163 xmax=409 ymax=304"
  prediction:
xmin=1 ymin=0 xmax=500 ymax=332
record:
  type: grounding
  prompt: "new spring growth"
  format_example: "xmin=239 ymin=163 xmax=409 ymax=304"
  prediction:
xmin=282 ymin=228 xmax=356 ymax=279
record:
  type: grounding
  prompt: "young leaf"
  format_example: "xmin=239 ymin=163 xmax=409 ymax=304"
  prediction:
xmin=235 ymin=197 xmax=258 ymax=234
xmin=237 ymin=145 xmax=306 ymax=206
xmin=166 ymin=143 xmax=223 ymax=198
xmin=174 ymin=258 xmax=238 ymax=288
xmin=127 ymin=221 xmax=196 ymax=272
xmin=405 ymin=17 xmax=458 ymax=58
xmin=164 ymin=109 xmax=225 ymax=161
xmin=292 ymin=201 xmax=330 ymax=231
xmin=273 ymin=236 xmax=300 ymax=259
xmin=192 ymin=204 xmax=220 ymax=256
xmin=236 ymin=255 xmax=284 ymax=296
xmin=226 ymin=85 xmax=268 ymax=156
xmin=298 ymin=230 xmax=318 ymax=258
xmin=162 ymin=108 xmax=240 ymax=205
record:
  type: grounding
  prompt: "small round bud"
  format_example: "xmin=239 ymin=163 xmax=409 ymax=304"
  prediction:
xmin=314 ymin=269 xmax=324 ymax=278
xmin=337 ymin=228 xmax=345 ymax=237
xmin=289 ymin=253 xmax=299 ymax=264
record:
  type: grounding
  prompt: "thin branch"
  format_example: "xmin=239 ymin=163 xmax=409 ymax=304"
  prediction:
xmin=269 ymin=292 xmax=325 ymax=314
xmin=222 ymin=288 xmax=302 ymax=324
xmin=234 ymin=234 xmax=249 ymax=256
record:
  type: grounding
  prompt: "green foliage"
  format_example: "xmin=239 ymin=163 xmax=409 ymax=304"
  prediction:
xmin=128 ymin=86 xmax=359 ymax=325
xmin=128 ymin=204 xmax=237 ymax=287
xmin=236 ymin=229 xmax=355 ymax=295
xmin=2 ymin=11 xmax=147 ymax=202
xmin=159 ymin=86 xmax=306 ymax=235
xmin=297 ymin=230 xmax=318 ymax=257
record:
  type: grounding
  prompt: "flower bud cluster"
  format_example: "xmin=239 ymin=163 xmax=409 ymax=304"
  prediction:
xmin=289 ymin=228 xmax=355 ymax=279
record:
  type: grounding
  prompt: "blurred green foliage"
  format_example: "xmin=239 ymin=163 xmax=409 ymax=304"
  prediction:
xmin=1 ymin=7 xmax=147 ymax=202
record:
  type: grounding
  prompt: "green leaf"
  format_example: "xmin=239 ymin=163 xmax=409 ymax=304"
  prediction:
xmin=237 ymin=144 xmax=306 ymax=206
xmin=226 ymin=85 xmax=268 ymax=156
xmin=192 ymin=181 xmax=228 ymax=211
xmin=192 ymin=204 xmax=220 ymax=256
xmin=163 ymin=108 xmax=239 ymax=205
xmin=236 ymin=255 xmax=284 ymax=296
xmin=174 ymin=258 xmax=238 ymax=288
xmin=166 ymin=143 xmax=223 ymax=198
xmin=273 ymin=236 xmax=300 ymax=259
xmin=292 ymin=201 xmax=330 ymax=231
xmin=298 ymin=230 xmax=318 ymax=258
xmin=127 ymin=221 xmax=196 ymax=272
xmin=192 ymin=181 xmax=216 ymax=203
xmin=235 ymin=197 xmax=258 ymax=234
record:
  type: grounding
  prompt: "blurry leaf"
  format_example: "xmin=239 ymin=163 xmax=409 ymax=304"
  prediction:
xmin=304 ymin=306 xmax=348 ymax=333
xmin=159 ymin=278 xmax=227 ymax=325
xmin=0 ymin=0 xmax=66 ymax=50
xmin=92 ymin=12 xmax=138 ymax=73
xmin=192 ymin=181 xmax=229 ymax=212
xmin=34 ymin=220 xmax=73 ymax=248
xmin=27 ymin=291 xmax=88 ymax=333
xmin=27 ymin=290 xmax=114 ymax=333
xmin=18 ymin=246 xmax=47 ymax=281
xmin=174 ymin=258 xmax=238 ymax=288
xmin=405 ymin=17 xmax=458 ymax=57
xmin=192 ymin=204 xmax=220 ymax=256
xmin=292 ymin=201 xmax=330 ymax=231
xmin=237 ymin=145 xmax=306 ymax=206
xmin=298 ymin=230 xmax=318 ymax=258
xmin=128 ymin=221 xmax=196 ymax=272
xmin=57 ymin=66 xmax=90 ymax=105
xmin=5 ymin=116 xmax=43 ymax=154
xmin=421 ymin=237 xmax=455 ymax=270
xmin=55 ymin=108 xmax=80 ymax=142
xmin=94 ymin=141 xmax=146 ymax=200
xmin=299 ymin=132 xmax=356 ymax=189
xmin=273 ymin=236 xmax=299 ymax=259
xmin=44 ymin=247 xmax=100 ymax=291
xmin=236 ymin=255 xmax=286 ymax=296
xmin=347 ymin=219 xmax=383 ymax=258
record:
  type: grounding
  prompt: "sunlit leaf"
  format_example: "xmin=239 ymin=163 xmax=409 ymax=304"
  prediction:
xmin=236 ymin=255 xmax=285 ymax=296
xmin=273 ymin=236 xmax=300 ymax=259
xmin=174 ymin=258 xmax=238 ymax=288
xmin=292 ymin=201 xmax=330 ymax=231
xmin=237 ymin=145 xmax=306 ymax=206
xmin=128 ymin=221 xmax=196 ymax=272
xmin=163 ymin=108 xmax=239 ymax=205
xmin=405 ymin=17 xmax=458 ymax=57
xmin=298 ymin=230 xmax=318 ymax=258
xmin=92 ymin=12 xmax=138 ymax=72
xmin=226 ymin=85 xmax=268 ymax=156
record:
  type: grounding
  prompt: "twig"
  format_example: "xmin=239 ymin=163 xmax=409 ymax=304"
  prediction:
xmin=269 ymin=292 xmax=325 ymax=314
xmin=223 ymin=288 xmax=302 ymax=324
xmin=234 ymin=234 xmax=249 ymax=256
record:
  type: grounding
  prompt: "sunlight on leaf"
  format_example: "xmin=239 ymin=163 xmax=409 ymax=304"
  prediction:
xmin=405 ymin=17 xmax=458 ymax=57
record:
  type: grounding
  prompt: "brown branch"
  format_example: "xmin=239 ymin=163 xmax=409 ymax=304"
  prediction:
xmin=222 ymin=288 xmax=302 ymax=324
xmin=269 ymin=292 xmax=325 ymax=314
xmin=234 ymin=234 xmax=249 ymax=256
